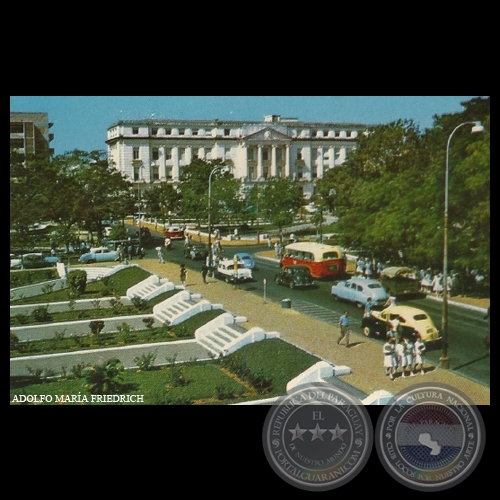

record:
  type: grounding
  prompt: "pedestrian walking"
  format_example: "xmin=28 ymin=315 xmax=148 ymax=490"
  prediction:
xmin=267 ymin=236 xmax=272 ymax=249
xmin=384 ymin=294 xmax=397 ymax=308
xmin=364 ymin=297 xmax=373 ymax=318
xmin=180 ymin=263 xmax=188 ymax=287
xmin=383 ymin=337 xmax=396 ymax=380
xmin=413 ymin=332 xmax=426 ymax=375
xmin=337 ymin=311 xmax=350 ymax=347
xmin=201 ymin=262 xmax=209 ymax=284
xmin=156 ymin=246 xmax=165 ymax=263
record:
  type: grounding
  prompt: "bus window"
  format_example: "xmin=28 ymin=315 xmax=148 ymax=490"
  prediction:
xmin=323 ymin=251 xmax=339 ymax=259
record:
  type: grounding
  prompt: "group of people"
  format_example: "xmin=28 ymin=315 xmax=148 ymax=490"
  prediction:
xmin=337 ymin=298 xmax=426 ymax=379
xmin=383 ymin=333 xmax=426 ymax=380
xmin=355 ymin=257 xmax=386 ymax=279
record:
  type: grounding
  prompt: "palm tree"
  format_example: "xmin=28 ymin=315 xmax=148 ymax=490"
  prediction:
xmin=85 ymin=358 xmax=124 ymax=394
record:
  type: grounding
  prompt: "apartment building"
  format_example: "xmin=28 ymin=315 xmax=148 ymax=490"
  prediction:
xmin=10 ymin=112 xmax=54 ymax=161
xmin=106 ymin=114 xmax=369 ymax=199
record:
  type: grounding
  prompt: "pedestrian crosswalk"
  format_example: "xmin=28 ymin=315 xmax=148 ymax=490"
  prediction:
xmin=291 ymin=299 xmax=362 ymax=328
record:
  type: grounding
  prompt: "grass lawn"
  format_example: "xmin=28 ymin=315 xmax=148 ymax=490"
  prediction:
xmin=10 ymin=338 xmax=321 ymax=405
xmin=10 ymin=309 xmax=225 ymax=357
xmin=10 ymin=266 xmax=152 ymax=305
xmin=10 ymin=289 xmax=180 ymax=327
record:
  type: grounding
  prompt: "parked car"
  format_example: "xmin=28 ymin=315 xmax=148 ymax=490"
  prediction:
xmin=275 ymin=265 xmax=315 ymax=289
xmin=78 ymin=246 xmax=119 ymax=264
xmin=184 ymin=244 xmax=209 ymax=261
xmin=234 ymin=252 xmax=256 ymax=270
xmin=331 ymin=277 xmax=389 ymax=308
xmin=10 ymin=252 xmax=59 ymax=270
xmin=164 ymin=226 xmax=185 ymax=240
xmin=215 ymin=259 xmax=253 ymax=283
xmin=379 ymin=266 xmax=421 ymax=296
xmin=361 ymin=305 xmax=442 ymax=348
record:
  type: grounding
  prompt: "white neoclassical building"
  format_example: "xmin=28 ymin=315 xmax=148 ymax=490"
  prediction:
xmin=106 ymin=114 xmax=369 ymax=199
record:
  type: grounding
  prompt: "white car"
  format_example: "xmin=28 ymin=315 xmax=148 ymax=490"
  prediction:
xmin=78 ymin=246 xmax=119 ymax=264
xmin=215 ymin=259 xmax=253 ymax=283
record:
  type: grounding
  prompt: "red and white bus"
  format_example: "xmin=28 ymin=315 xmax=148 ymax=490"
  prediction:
xmin=164 ymin=225 xmax=185 ymax=240
xmin=281 ymin=242 xmax=346 ymax=279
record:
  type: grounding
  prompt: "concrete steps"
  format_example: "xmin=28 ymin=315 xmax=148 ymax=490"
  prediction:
xmin=195 ymin=312 xmax=279 ymax=357
xmin=126 ymin=275 xmax=176 ymax=301
xmin=152 ymin=290 xmax=218 ymax=326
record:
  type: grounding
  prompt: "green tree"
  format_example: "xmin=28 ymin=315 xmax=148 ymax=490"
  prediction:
xmin=178 ymin=158 xmax=239 ymax=226
xmin=141 ymin=183 xmax=181 ymax=225
xmin=259 ymin=178 xmax=304 ymax=241
xmin=84 ymin=358 xmax=124 ymax=395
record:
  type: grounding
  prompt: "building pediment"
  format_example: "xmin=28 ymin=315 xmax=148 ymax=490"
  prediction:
xmin=243 ymin=127 xmax=290 ymax=143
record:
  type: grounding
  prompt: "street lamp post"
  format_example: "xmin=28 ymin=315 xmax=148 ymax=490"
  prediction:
xmin=208 ymin=165 xmax=229 ymax=273
xmin=440 ymin=121 xmax=484 ymax=369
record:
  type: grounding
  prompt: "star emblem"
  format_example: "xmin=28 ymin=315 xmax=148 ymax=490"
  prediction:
xmin=288 ymin=423 xmax=307 ymax=441
xmin=329 ymin=423 xmax=347 ymax=441
xmin=309 ymin=423 xmax=327 ymax=441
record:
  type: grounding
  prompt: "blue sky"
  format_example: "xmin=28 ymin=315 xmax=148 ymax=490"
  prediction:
xmin=10 ymin=96 xmax=487 ymax=156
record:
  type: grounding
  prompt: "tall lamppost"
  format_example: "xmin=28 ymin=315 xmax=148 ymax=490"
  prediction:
xmin=440 ymin=121 xmax=484 ymax=369
xmin=255 ymin=177 xmax=265 ymax=243
xmin=208 ymin=164 xmax=229 ymax=271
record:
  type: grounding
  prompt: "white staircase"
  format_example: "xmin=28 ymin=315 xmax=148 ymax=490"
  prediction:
xmin=152 ymin=290 xmax=217 ymax=326
xmin=195 ymin=312 xmax=280 ymax=357
xmin=70 ymin=266 xmax=122 ymax=282
xmin=126 ymin=275 xmax=176 ymax=301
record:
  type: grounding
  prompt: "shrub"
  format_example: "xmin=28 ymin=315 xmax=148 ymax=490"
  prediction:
xmin=134 ymin=350 xmax=158 ymax=371
xmin=32 ymin=305 xmax=52 ymax=322
xmin=67 ymin=269 xmax=87 ymax=295
xmin=89 ymin=320 xmax=105 ymax=335
xmin=131 ymin=295 xmax=148 ymax=311
xmin=10 ymin=331 xmax=20 ymax=350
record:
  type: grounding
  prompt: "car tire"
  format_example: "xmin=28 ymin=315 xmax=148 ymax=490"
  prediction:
xmin=225 ymin=277 xmax=230 ymax=283
xmin=275 ymin=277 xmax=281 ymax=285
xmin=363 ymin=326 xmax=372 ymax=337
xmin=332 ymin=294 xmax=339 ymax=301
xmin=289 ymin=281 xmax=295 ymax=289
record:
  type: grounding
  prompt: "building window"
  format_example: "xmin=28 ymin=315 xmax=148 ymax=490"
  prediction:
xmin=165 ymin=128 xmax=172 ymax=135
xmin=276 ymin=147 xmax=283 ymax=161
xmin=166 ymin=168 xmax=172 ymax=180
xmin=262 ymin=148 xmax=269 ymax=161
xmin=133 ymin=147 xmax=140 ymax=160
xmin=297 ymin=149 xmax=302 ymax=160
xmin=179 ymin=148 xmax=185 ymax=161
xmin=132 ymin=127 xmax=139 ymax=135
xmin=178 ymin=128 xmax=185 ymax=136
xmin=224 ymin=128 xmax=230 ymax=136
xmin=192 ymin=129 xmax=198 ymax=136
xmin=248 ymin=166 xmax=256 ymax=179
xmin=152 ymin=166 xmax=159 ymax=180
xmin=152 ymin=127 xmax=158 ymax=135
xmin=165 ymin=148 xmax=172 ymax=160
xmin=247 ymin=148 xmax=255 ymax=161
xmin=152 ymin=148 xmax=159 ymax=161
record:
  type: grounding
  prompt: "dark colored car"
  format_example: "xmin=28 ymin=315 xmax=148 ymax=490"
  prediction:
xmin=10 ymin=252 xmax=59 ymax=270
xmin=275 ymin=265 xmax=316 ymax=289
xmin=184 ymin=244 xmax=209 ymax=261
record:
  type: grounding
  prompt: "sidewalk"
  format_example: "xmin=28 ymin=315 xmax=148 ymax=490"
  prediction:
xmin=136 ymin=256 xmax=490 ymax=405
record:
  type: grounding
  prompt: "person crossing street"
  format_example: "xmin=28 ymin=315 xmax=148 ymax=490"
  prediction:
xmin=338 ymin=311 xmax=350 ymax=347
